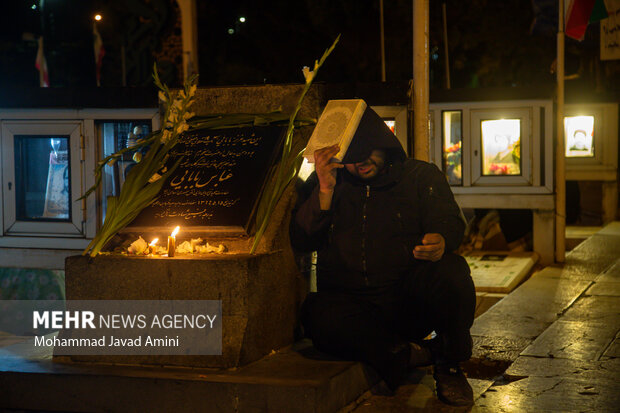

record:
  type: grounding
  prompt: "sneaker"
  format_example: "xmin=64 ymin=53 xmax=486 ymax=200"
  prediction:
xmin=409 ymin=342 xmax=433 ymax=367
xmin=433 ymin=363 xmax=474 ymax=406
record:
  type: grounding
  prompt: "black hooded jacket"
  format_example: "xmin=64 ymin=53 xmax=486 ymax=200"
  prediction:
xmin=290 ymin=115 xmax=465 ymax=294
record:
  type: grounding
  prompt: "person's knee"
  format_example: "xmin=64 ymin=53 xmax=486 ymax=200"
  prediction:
xmin=435 ymin=253 xmax=475 ymax=296
xmin=300 ymin=292 xmax=358 ymax=340
xmin=439 ymin=252 xmax=469 ymax=272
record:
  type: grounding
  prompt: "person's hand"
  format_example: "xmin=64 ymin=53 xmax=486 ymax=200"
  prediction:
xmin=413 ymin=233 xmax=445 ymax=262
xmin=314 ymin=144 xmax=344 ymax=193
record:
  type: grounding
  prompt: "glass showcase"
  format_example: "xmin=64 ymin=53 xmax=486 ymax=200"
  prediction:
xmin=480 ymin=119 xmax=521 ymax=176
xmin=564 ymin=115 xmax=594 ymax=158
xmin=442 ymin=111 xmax=462 ymax=185
xmin=14 ymin=135 xmax=70 ymax=221
xmin=98 ymin=120 xmax=152 ymax=221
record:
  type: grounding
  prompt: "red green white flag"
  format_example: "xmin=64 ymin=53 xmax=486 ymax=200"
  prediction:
xmin=35 ymin=36 xmax=49 ymax=87
xmin=93 ymin=22 xmax=105 ymax=87
xmin=565 ymin=0 xmax=609 ymax=40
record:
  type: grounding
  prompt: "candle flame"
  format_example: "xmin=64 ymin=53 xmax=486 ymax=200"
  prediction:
xmin=171 ymin=226 xmax=180 ymax=237
xmin=149 ymin=238 xmax=159 ymax=246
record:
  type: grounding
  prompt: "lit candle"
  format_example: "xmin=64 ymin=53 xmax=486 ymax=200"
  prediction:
xmin=149 ymin=238 xmax=159 ymax=255
xmin=168 ymin=226 xmax=180 ymax=257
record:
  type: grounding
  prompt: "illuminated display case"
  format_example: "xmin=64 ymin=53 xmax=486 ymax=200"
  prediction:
xmin=0 ymin=109 xmax=159 ymax=250
xmin=442 ymin=111 xmax=462 ymax=185
xmin=564 ymin=103 xmax=618 ymax=181
xmin=429 ymin=99 xmax=555 ymax=264
xmin=471 ymin=107 xmax=533 ymax=186
xmin=480 ymin=119 xmax=522 ymax=175
xmin=563 ymin=102 xmax=618 ymax=225
xmin=565 ymin=115 xmax=594 ymax=158
xmin=1 ymin=122 xmax=82 ymax=237
xmin=372 ymin=105 xmax=409 ymax=156
xmin=430 ymin=100 xmax=553 ymax=194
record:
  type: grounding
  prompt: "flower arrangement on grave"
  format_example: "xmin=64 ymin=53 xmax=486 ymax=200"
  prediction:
xmin=80 ymin=36 xmax=339 ymax=257
xmin=80 ymin=67 xmax=197 ymax=257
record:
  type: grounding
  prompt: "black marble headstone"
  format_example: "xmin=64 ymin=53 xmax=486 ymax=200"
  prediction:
xmin=128 ymin=126 xmax=286 ymax=233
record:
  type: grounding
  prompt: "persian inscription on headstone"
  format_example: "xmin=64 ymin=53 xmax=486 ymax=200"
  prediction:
xmin=129 ymin=126 xmax=285 ymax=231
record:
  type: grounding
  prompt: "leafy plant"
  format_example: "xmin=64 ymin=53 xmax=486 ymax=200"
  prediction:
xmin=81 ymin=36 xmax=339 ymax=256
xmin=81 ymin=64 xmax=198 ymax=257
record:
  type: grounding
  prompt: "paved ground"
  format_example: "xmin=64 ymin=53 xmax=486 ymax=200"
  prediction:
xmin=344 ymin=222 xmax=620 ymax=412
xmin=1 ymin=223 xmax=618 ymax=412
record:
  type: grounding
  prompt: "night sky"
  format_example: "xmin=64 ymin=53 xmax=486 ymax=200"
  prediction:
xmin=0 ymin=0 xmax=615 ymax=91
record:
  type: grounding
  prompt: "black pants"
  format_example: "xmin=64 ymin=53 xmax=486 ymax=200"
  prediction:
xmin=301 ymin=253 xmax=476 ymax=387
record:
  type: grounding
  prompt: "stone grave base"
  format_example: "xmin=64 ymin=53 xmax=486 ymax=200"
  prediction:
xmin=61 ymin=251 xmax=304 ymax=368
xmin=0 ymin=338 xmax=374 ymax=413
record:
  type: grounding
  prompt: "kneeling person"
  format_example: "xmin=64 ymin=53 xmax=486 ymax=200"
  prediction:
xmin=290 ymin=108 xmax=476 ymax=406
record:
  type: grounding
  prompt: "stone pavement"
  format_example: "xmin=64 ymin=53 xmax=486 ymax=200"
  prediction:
xmin=345 ymin=222 xmax=620 ymax=412
xmin=0 ymin=338 xmax=373 ymax=412
xmin=0 ymin=223 xmax=618 ymax=412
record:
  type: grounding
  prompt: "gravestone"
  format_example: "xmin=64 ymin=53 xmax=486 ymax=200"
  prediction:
xmin=128 ymin=126 xmax=286 ymax=234
xmin=61 ymin=85 xmax=323 ymax=368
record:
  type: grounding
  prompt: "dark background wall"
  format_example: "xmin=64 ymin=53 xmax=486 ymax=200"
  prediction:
xmin=1 ymin=0 xmax=618 ymax=92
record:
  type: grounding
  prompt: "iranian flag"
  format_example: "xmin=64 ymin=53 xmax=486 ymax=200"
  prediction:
xmin=565 ymin=0 xmax=609 ymax=40
xmin=35 ymin=36 xmax=49 ymax=87
xmin=93 ymin=22 xmax=105 ymax=86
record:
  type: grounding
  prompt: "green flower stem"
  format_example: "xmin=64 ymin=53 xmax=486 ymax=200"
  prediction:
xmin=82 ymin=64 xmax=197 ymax=257
xmin=250 ymin=35 xmax=340 ymax=254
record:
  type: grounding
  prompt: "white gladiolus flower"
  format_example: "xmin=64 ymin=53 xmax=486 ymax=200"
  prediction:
xmin=176 ymin=241 xmax=193 ymax=254
xmin=176 ymin=123 xmax=189 ymax=134
xmin=128 ymin=236 xmax=148 ymax=254
xmin=302 ymin=66 xmax=315 ymax=83
xmin=161 ymin=129 xmax=172 ymax=143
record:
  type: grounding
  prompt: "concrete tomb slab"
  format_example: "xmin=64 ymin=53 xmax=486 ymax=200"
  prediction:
xmin=62 ymin=251 xmax=303 ymax=368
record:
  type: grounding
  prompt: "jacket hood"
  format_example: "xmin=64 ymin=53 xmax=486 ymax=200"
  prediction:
xmin=340 ymin=106 xmax=407 ymax=164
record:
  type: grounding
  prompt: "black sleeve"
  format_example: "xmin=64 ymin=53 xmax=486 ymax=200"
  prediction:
xmin=289 ymin=172 xmax=334 ymax=252
xmin=418 ymin=163 xmax=465 ymax=252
